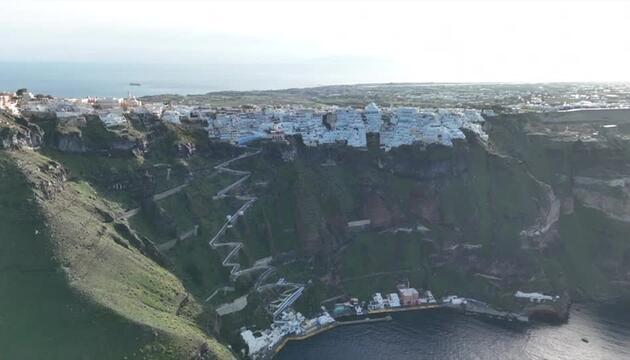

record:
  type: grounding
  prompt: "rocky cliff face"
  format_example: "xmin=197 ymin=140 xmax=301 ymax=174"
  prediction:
xmin=54 ymin=129 xmax=88 ymax=153
xmin=0 ymin=111 xmax=44 ymax=149
xmin=231 ymin=112 xmax=630 ymax=305
xmin=573 ymin=176 xmax=630 ymax=222
xmin=237 ymin=133 xmax=551 ymax=298
xmin=483 ymin=110 xmax=630 ymax=299
xmin=32 ymin=114 xmax=147 ymax=155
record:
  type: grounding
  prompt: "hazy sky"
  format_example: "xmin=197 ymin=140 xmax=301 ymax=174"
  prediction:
xmin=2 ymin=0 xmax=630 ymax=83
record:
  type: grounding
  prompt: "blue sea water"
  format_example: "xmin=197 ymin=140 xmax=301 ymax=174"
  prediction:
xmin=277 ymin=302 xmax=630 ymax=360
xmin=0 ymin=62 xmax=394 ymax=98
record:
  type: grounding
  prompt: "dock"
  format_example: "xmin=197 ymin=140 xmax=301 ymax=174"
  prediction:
xmin=333 ymin=303 xmax=442 ymax=322
xmin=367 ymin=303 xmax=442 ymax=315
xmin=443 ymin=299 xmax=528 ymax=322
xmin=337 ymin=315 xmax=393 ymax=326
xmin=247 ymin=287 xmax=533 ymax=359
xmin=272 ymin=316 xmax=392 ymax=355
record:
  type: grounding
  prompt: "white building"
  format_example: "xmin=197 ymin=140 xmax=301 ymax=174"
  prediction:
xmin=140 ymin=103 xmax=165 ymax=117
xmin=162 ymin=110 xmax=182 ymax=124
xmin=387 ymin=293 xmax=401 ymax=307
xmin=394 ymin=107 xmax=418 ymax=124
xmin=240 ymin=330 xmax=268 ymax=356
xmin=442 ymin=295 xmax=467 ymax=305
xmin=514 ymin=291 xmax=558 ymax=303
xmin=369 ymin=293 xmax=385 ymax=310
xmin=99 ymin=112 xmax=127 ymax=127
xmin=364 ymin=102 xmax=382 ymax=133
xmin=0 ymin=93 xmax=19 ymax=115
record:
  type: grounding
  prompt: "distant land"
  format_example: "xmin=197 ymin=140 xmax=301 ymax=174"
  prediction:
xmin=0 ymin=61 xmax=402 ymax=98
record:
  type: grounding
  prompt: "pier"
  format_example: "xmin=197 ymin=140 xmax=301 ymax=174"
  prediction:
xmin=443 ymin=298 xmax=529 ymax=322
xmin=366 ymin=303 xmax=442 ymax=315
xmin=272 ymin=316 xmax=393 ymax=355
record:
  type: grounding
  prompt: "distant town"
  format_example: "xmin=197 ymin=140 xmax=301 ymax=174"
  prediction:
xmin=0 ymin=89 xmax=490 ymax=151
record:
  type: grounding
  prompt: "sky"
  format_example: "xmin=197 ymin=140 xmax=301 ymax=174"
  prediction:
xmin=1 ymin=0 xmax=630 ymax=83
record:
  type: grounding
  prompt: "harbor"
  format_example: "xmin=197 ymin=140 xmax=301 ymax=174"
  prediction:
xmin=272 ymin=316 xmax=393 ymax=355
xmin=239 ymin=282 xmax=558 ymax=359
xmin=275 ymin=301 xmax=629 ymax=360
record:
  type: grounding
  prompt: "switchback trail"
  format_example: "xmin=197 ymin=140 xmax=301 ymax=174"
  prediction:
xmin=205 ymin=147 xmax=304 ymax=318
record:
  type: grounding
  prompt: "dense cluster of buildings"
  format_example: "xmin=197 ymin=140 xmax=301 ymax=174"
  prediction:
xmin=240 ymin=310 xmax=335 ymax=359
xmin=331 ymin=284 xmax=438 ymax=317
xmin=1 ymin=89 xmax=489 ymax=152
xmin=240 ymin=285 xmax=558 ymax=358
xmin=0 ymin=89 xmax=141 ymax=127
xmin=241 ymin=283 xmax=440 ymax=359
xmin=240 ymin=284 xmax=438 ymax=358
xmin=205 ymin=103 xmax=488 ymax=151
xmin=368 ymin=286 xmax=437 ymax=310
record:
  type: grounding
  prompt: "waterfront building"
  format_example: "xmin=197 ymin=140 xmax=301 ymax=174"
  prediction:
xmin=240 ymin=310 xmax=334 ymax=359
xmin=368 ymin=291 xmax=402 ymax=310
xmin=368 ymin=293 xmax=385 ymax=310
xmin=387 ymin=293 xmax=401 ymax=307
xmin=240 ymin=330 xmax=268 ymax=356
xmin=399 ymin=287 xmax=420 ymax=306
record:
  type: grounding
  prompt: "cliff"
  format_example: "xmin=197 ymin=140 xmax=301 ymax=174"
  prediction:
xmin=4 ymin=108 xmax=630 ymax=356
xmin=0 ymin=110 xmax=44 ymax=149
xmin=0 ymin=149 xmax=234 ymax=360
xmin=222 ymin=111 xmax=630 ymax=309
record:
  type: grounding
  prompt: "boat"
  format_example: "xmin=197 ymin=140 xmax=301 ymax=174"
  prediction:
xmin=129 ymin=82 xmax=141 ymax=86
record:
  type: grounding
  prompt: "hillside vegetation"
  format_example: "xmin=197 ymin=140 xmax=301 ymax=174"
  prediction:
xmin=0 ymin=150 xmax=233 ymax=360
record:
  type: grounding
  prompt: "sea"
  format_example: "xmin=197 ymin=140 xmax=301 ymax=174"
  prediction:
xmin=0 ymin=62 xmax=396 ymax=98
xmin=276 ymin=302 xmax=630 ymax=360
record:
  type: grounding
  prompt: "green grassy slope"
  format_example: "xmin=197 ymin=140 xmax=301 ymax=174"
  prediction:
xmin=0 ymin=150 xmax=233 ymax=360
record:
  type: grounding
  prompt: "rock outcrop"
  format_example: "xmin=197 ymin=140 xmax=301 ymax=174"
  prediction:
xmin=0 ymin=111 xmax=44 ymax=149
xmin=54 ymin=129 xmax=88 ymax=153
xmin=573 ymin=176 xmax=630 ymax=223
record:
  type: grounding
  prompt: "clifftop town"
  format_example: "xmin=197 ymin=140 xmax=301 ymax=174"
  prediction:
xmin=2 ymin=88 xmax=489 ymax=151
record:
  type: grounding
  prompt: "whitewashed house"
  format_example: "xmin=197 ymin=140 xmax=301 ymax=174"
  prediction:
xmin=99 ymin=112 xmax=127 ymax=127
